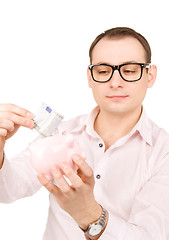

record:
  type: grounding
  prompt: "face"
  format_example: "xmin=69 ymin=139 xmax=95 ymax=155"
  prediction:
xmin=87 ymin=37 xmax=157 ymax=117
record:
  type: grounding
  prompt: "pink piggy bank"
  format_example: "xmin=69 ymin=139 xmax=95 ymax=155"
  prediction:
xmin=28 ymin=132 xmax=84 ymax=180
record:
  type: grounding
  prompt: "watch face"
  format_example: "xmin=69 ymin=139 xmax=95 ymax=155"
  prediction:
xmin=89 ymin=223 xmax=102 ymax=236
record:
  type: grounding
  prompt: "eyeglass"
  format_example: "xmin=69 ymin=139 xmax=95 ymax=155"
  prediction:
xmin=88 ymin=63 xmax=150 ymax=83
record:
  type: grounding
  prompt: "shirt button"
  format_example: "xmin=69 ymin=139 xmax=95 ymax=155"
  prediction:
xmin=96 ymin=174 xmax=101 ymax=179
xmin=99 ymin=143 xmax=103 ymax=147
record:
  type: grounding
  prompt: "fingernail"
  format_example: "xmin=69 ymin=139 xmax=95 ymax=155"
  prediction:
xmin=38 ymin=173 xmax=50 ymax=183
xmin=37 ymin=173 xmax=45 ymax=181
xmin=51 ymin=166 xmax=57 ymax=172
xmin=10 ymin=126 xmax=15 ymax=132
xmin=26 ymin=121 xmax=31 ymax=126
xmin=26 ymin=120 xmax=34 ymax=128
xmin=61 ymin=162 xmax=68 ymax=170
xmin=26 ymin=112 xmax=34 ymax=119
xmin=72 ymin=154 xmax=80 ymax=162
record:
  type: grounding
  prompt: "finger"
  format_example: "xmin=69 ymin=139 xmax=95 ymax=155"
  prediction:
xmin=0 ymin=112 xmax=34 ymax=128
xmin=0 ymin=103 xmax=34 ymax=119
xmin=37 ymin=173 xmax=61 ymax=196
xmin=72 ymin=154 xmax=94 ymax=185
xmin=51 ymin=166 xmax=73 ymax=195
xmin=0 ymin=119 xmax=14 ymax=132
xmin=0 ymin=128 xmax=7 ymax=137
xmin=60 ymin=162 xmax=84 ymax=192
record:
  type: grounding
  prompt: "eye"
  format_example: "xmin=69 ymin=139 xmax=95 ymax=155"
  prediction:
xmin=98 ymin=70 xmax=110 ymax=75
xmin=121 ymin=64 xmax=140 ymax=75
xmin=124 ymin=69 xmax=136 ymax=74
xmin=95 ymin=66 xmax=111 ymax=75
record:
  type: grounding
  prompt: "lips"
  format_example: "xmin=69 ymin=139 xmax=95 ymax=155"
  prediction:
xmin=106 ymin=95 xmax=129 ymax=99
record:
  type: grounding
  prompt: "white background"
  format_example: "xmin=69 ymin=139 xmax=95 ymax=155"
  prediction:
xmin=0 ymin=0 xmax=169 ymax=239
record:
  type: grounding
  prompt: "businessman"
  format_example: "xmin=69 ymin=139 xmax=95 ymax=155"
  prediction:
xmin=1 ymin=27 xmax=169 ymax=239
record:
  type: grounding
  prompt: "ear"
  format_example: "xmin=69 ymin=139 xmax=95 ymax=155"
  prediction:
xmin=87 ymin=68 xmax=93 ymax=88
xmin=147 ymin=64 xmax=157 ymax=88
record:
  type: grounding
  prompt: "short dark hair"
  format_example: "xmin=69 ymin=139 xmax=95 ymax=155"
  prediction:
xmin=89 ymin=27 xmax=151 ymax=64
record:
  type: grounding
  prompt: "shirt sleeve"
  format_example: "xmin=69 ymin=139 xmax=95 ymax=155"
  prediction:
xmin=99 ymin=153 xmax=169 ymax=240
xmin=0 ymin=148 xmax=41 ymax=203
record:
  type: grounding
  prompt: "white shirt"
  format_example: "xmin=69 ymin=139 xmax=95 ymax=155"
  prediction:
xmin=1 ymin=106 xmax=169 ymax=239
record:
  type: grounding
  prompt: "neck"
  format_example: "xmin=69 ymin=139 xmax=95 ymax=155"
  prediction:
xmin=94 ymin=106 xmax=142 ymax=150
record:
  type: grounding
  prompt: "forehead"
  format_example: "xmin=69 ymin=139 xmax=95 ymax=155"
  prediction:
xmin=91 ymin=37 xmax=146 ymax=64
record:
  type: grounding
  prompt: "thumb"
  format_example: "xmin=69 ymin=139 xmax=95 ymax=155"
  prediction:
xmin=5 ymin=124 xmax=20 ymax=140
xmin=0 ymin=136 xmax=6 ymax=152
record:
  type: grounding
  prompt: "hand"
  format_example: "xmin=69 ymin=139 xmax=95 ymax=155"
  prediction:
xmin=0 ymin=103 xmax=34 ymax=167
xmin=37 ymin=154 xmax=102 ymax=230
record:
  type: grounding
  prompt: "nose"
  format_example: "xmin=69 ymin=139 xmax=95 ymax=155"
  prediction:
xmin=108 ymin=69 xmax=124 ymax=88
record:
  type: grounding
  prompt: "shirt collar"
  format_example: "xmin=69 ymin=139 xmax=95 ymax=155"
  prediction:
xmin=134 ymin=108 xmax=153 ymax=145
xmin=85 ymin=106 xmax=153 ymax=146
xmin=58 ymin=107 xmax=99 ymax=136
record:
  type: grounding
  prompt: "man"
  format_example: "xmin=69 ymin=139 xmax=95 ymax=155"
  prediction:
xmin=0 ymin=27 xmax=169 ymax=239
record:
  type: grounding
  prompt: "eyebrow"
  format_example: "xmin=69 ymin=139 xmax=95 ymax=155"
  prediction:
xmin=95 ymin=60 xmax=141 ymax=65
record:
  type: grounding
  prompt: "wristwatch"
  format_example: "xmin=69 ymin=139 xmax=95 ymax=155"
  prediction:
xmin=80 ymin=205 xmax=107 ymax=238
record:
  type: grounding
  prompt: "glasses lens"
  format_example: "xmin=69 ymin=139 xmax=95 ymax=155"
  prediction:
xmin=92 ymin=65 xmax=112 ymax=82
xmin=120 ymin=64 xmax=142 ymax=81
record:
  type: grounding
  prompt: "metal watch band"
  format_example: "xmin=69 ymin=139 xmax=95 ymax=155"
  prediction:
xmin=79 ymin=205 xmax=107 ymax=237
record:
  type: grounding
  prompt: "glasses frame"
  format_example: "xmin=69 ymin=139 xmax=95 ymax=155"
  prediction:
xmin=88 ymin=63 xmax=150 ymax=83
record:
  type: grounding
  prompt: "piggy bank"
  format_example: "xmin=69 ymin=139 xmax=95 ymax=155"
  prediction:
xmin=28 ymin=132 xmax=84 ymax=180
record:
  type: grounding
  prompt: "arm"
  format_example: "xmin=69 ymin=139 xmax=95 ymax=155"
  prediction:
xmin=38 ymin=154 xmax=169 ymax=240
xmin=0 ymin=103 xmax=34 ymax=168
xmin=0 ymin=103 xmax=41 ymax=203
xmin=0 ymin=150 xmax=42 ymax=203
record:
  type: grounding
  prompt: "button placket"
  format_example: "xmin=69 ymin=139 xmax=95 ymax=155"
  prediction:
xmin=95 ymin=141 xmax=105 ymax=181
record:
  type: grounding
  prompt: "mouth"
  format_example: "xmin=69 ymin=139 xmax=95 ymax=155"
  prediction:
xmin=106 ymin=95 xmax=129 ymax=100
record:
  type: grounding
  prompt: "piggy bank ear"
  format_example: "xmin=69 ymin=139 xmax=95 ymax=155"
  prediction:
xmin=62 ymin=131 xmax=75 ymax=148
xmin=62 ymin=130 xmax=70 ymax=136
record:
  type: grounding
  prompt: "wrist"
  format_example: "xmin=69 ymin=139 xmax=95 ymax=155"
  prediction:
xmin=88 ymin=210 xmax=108 ymax=240
xmin=78 ymin=202 xmax=102 ymax=230
xmin=85 ymin=212 xmax=108 ymax=240
xmin=80 ymin=205 xmax=108 ymax=239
